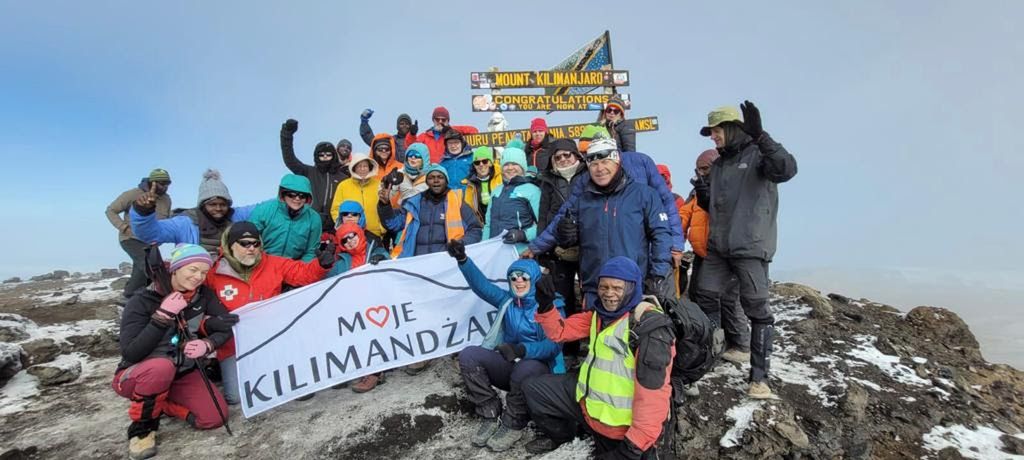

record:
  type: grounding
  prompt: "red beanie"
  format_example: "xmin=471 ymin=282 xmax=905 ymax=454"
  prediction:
xmin=432 ymin=106 xmax=450 ymax=119
xmin=530 ymin=118 xmax=548 ymax=133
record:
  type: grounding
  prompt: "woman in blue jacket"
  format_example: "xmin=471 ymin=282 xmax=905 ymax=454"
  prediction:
xmin=445 ymin=239 xmax=564 ymax=452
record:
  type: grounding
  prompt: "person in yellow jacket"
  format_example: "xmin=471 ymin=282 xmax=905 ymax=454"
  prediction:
xmin=330 ymin=153 xmax=385 ymax=239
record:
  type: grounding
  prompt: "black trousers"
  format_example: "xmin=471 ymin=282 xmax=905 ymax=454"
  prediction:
xmin=119 ymin=239 xmax=149 ymax=298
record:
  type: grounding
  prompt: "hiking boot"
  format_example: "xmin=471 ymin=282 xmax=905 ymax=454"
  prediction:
xmin=351 ymin=373 xmax=384 ymax=393
xmin=404 ymin=359 xmax=431 ymax=375
xmin=128 ymin=431 xmax=157 ymax=460
xmin=525 ymin=435 xmax=558 ymax=454
xmin=486 ymin=423 xmax=524 ymax=452
xmin=331 ymin=381 xmax=348 ymax=390
xmin=684 ymin=383 xmax=700 ymax=397
xmin=471 ymin=418 xmax=500 ymax=447
xmin=721 ymin=348 xmax=751 ymax=365
xmin=747 ymin=381 xmax=779 ymax=400
xmin=295 ymin=393 xmax=315 ymax=401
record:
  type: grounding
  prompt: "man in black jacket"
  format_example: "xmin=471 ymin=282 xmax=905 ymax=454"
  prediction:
xmin=359 ymin=109 xmax=417 ymax=162
xmin=693 ymin=101 xmax=797 ymax=400
xmin=280 ymin=118 xmax=350 ymax=232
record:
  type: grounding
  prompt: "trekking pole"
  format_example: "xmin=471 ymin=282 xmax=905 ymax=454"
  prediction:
xmin=177 ymin=316 xmax=233 ymax=436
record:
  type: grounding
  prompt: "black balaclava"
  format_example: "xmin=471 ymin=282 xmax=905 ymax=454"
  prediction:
xmin=719 ymin=122 xmax=752 ymax=157
xmin=396 ymin=113 xmax=412 ymax=135
xmin=314 ymin=141 xmax=339 ymax=172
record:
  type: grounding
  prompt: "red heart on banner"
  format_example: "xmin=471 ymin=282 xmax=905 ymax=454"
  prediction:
xmin=365 ymin=305 xmax=391 ymax=328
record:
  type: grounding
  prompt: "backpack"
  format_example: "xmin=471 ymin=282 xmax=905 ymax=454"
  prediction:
xmin=662 ymin=296 xmax=724 ymax=384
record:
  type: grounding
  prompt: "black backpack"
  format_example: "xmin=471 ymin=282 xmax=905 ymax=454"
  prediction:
xmin=663 ymin=296 xmax=724 ymax=384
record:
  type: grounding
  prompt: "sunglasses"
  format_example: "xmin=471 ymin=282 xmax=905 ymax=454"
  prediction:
xmin=236 ymin=239 xmax=261 ymax=248
xmin=283 ymin=191 xmax=310 ymax=200
xmin=340 ymin=233 xmax=357 ymax=244
xmin=340 ymin=212 xmax=361 ymax=217
xmin=374 ymin=145 xmax=392 ymax=152
xmin=434 ymin=117 xmax=449 ymax=123
xmin=585 ymin=150 xmax=615 ymax=164
xmin=317 ymin=152 xmax=334 ymax=157
xmin=473 ymin=159 xmax=491 ymax=166
xmin=604 ymin=107 xmax=622 ymax=115
xmin=508 ymin=270 xmax=531 ymax=282
xmin=553 ymin=152 xmax=575 ymax=161
xmin=406 ymin=152 xmax=422 ymax=160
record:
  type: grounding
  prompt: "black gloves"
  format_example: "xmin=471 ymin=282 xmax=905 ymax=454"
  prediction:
xmin=739 ymin=100 xmax=764 ymax=142
xmin=594 ymin=439 xmax=644 ymax=460
xmin=502 ymin=229 xmax=527 ymax=244
xmin=410 ymin=120 xmax=419 ymax=136
xmin=369 ymin=253 xmax=388 ymax=265
xmin=382 ymin=169 xmax=404 ymax=188
xmin=643 ymin=276 xmax=665 ymax=299
xmin=360 ymin=109 xmax=374 ymax=122
xmin=446 ymin=239 xmax=467 ymax=264
xmin=204 ymin=314 xmax=239 ymax=333
xmin=556 ymin=209 xmax=579 ymax=247
xmin=316 ymin=240 xmax=336 ymax=269
xmin=691 ymin=173 xmax=711 ymax=211
xmin=495 ymin=343 xmax=526 ymax=362
xmin=282 ymin=118 xmax=298 ymax=137
xmin=535 ymin=273 xmax=556 ymax=314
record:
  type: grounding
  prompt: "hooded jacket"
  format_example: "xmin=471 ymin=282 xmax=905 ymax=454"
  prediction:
xmin=130 ymin=204 xmax=255 ymax=256
xmin=107 ymin=178 xmax=172 ymax=242
xmin=530 ymin=150 xmax=686 ymax=255
xmin=117 ymin=284 xmax=232 ymax=372
xmin=572 ymin=173 xmax=673 ymax=296
xmin=707 ymin=128 xmax=797 ymax=260
xmin=369 ymin=133 xmax=404 ymax=180
xmin=247 ymin=175 xmax=322 ymax=262
xmin=484 ymin=175 xmax=541 ymax=241
xmin=535 ymin=256 xmax=675 ymax=451
xmin=328 ymin=222 xmax=389 ymax=276
xmin=281 ymin=132 xmax=350 ymax=218
xmin=405 ymin=124 xmax=480 ymax=164
xmin=537 ymin=139 xmax=586 ymax=232
xmin=360 ymin=113 xmax=411 ymax=162
xmin=330 ymin=153 xmax=385 ymax=238
xmin=205 ymin=232 xmax=328 ymax=359
xmin=458 ymin=258 xmax=565 ymax=372
xmin=439 ymin=134 xmax=475 ymax=191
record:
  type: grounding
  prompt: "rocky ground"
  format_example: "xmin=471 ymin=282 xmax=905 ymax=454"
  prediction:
xmin=1 ymin=270 xmax=1023 ymax=459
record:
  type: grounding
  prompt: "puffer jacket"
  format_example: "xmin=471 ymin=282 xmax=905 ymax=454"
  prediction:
xmin=484 ymin=175 xmax=540 ymax=240
xmin=329 ymin=154 xmax=385 ymax=238
xmin=526 ymin=133 xmax=556 ymax=168
xmin=369 ymin=133 xmax=403 ymax=180
xmin=537 ymin=139 xmax=586 ymax=231
xmin=404 ymin=125 xmax=480 ymax=164
xmin=459 ymin=258 xmax=565 ymax=372
xmin=281 ymin=133 xmax=349 ymax=218
xmin=117 ymin=285 xmax=232 ymax=372
xmin=379 ymin=191 xmax=483 ymax=258
xmin=247 ymin=198 xmax=321 ymax=261
xmin=440 ymin=146 xmax=475 ymax=191
xmin=707 ymin=132 xmax=797 ymax=261
xmin=679 ymin=192 xmax=710 ymax=257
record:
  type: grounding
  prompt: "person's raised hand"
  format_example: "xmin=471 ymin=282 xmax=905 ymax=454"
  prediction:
xmin=282 ymin=119 xmax=299 ymax=136
xmin=157 ymin=291 xmax=188 ymax=318
xmin=410 ymin=120 xmax=419 ymax=136
xmin=739 ymin=100 xmax=763 ymax=141
xmin=360 ymin=109 xmax=374 ymax=122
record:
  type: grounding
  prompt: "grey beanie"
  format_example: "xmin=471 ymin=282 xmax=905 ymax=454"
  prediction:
xmin=197 ymin=169 xmax=233 ymax=207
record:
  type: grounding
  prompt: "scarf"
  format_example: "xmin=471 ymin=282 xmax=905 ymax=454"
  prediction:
xmin=554 ymin=162 xmax=579 ymax=181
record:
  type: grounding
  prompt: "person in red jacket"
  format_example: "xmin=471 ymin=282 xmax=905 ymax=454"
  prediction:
xmin=404 ymin=106 xmax=479 ymax=163
xmin=523 ymin=257 xmax=676 ymax=459
xmin=204 ymin=222 xmax=335 ymax=405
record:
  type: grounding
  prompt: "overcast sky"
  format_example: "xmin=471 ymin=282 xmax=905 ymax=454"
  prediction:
xmin=1 ymin=1 xmax=1020 ymax=296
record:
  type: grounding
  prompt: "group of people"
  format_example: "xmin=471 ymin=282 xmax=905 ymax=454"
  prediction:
xmin=106 ymin=99 xmax=796 ymax=459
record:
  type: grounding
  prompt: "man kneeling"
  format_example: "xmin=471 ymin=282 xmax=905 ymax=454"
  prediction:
xmin=523 ymin=257 xmax=676 ymax=459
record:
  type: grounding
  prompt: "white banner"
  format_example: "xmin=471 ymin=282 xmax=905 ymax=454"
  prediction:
xmin=232 ymin=237 xmax=518 ymax=417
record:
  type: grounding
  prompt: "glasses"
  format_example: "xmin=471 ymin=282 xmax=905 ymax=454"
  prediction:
xmin=406 ymin=152 xmax=422 ymax=160
xmin=434 ymin=117 xmax=448 ymax=123
xmin=585 ymin=150 xmax=615 ymax=164
xmin=604 ymin=107 xmax=622 ymax=115
xmin=508 ymin=270 xmax=531 ymax=282
xmin=340 ymin=212 xmax=361 ymax=218
xmin=317 ymin=152 xmax=334 ymax=157
xmin=374 ymin=145 xmax=392 ymax=152
xmin=473 ymin=159 xmax=491 ymax=166
xmin=340 ymin=233 xmax=357 ymax=244
xmin=553 ymin=152 xmax=575 ymax=161
xmin=236 ymin=239 xmax=261 ymax=249
xmin=283 ymin=191 xmax=310 ymax=200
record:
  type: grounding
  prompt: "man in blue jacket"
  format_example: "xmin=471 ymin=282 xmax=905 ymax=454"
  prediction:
xmin=525 ymin=136 xmax=687 ymax=270
xmin=542 ymin=138 xmax=674 ymax=309
xmin=446 ymin=239 xmax=564 ymax=453
xmin=131 ymin=169 xmax=254 ymax=256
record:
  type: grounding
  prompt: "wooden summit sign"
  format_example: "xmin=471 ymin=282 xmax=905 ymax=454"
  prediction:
xmin=464 ymin=117 xmax=659 ymax=147
xmin=471 ymin=93 xmax=631 ymax=112
xmin=470 ymin=70 xmax=629 ymax=89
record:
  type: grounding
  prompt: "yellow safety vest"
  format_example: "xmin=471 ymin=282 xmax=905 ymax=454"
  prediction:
xmin=391 ymin=189 xmax=465 ymax=258
xmin=576 ymin=313 xmax=638 ymax=427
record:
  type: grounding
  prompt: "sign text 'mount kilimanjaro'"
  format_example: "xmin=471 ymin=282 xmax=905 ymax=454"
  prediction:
xmin=470 ymin=70 xmax=629 ymax=89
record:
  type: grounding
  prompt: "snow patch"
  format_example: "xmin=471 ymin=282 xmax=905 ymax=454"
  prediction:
xmin=0 ymin=371 xmax=40 ymax=416
xmin=28 ymin=278 xmax=120 ymax=305
xmin=847 ymin=377 xmax=883 ymax=392
xmin=846 ymin=335 xmax=931 ymax=387
xmin=538 ymin=437 xmax=594 ymax=460
xmin=24 ymin=319 xmax=116 ymax=345
xmin=922 ymin=424 xmax=1024 ymax=459
xmin=912 ymin=357 xmax=928 ymax=364
xmin=720 ymin=401 xmax=764 ymax=448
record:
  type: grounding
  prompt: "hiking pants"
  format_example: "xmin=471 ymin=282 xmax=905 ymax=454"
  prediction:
xmin=119 ymin=238 xmax=149 ymax=299
xmin=112 ymin=358 xmax=227 ymax=432
xmin=693 ymin=251 xmax=774 ymax=382
xmin=690 ymin=255 xmax=749 ymax=351
xmin=458 ymin=345 xmax=549 ymax=429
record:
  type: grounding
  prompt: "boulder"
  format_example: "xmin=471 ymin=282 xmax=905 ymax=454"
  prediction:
xmin=29 ymin=270 xmax=70 ymax=282
xmin=67 ymin=329 xmax=120 ymax=358
xmin=771 ymin=282 xmax=822 ymax=299
xmin=99 ymin=269 xmax=120 ymax=278
xmin=62 ymin=295 xmax=80 ymax=306
xmin=1001 ymin=434 xmax=1024 ymax=455
xmin=0 ymin=314 xmax=32 ymax=342
xmin=21 ymin=338 xmax=61 ymax=365
xmin=119 ymin=261 xmax=133 ymax=275
xmin=903 ymin=307 xmax=982 ymax=361
xmin=0 ymin=342 xmax=27 ymax=387
xmin=841 ymin=383 xmax=870 ymax=422
xmin=27 ymin=357 xmax=82 ymax=386
xmin=2 ymin=277 xmax=21 ymax=284
xmin=109 ymin=277 xmax=129 ymax=292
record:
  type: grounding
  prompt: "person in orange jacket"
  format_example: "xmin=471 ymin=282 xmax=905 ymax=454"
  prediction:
xmin=404 ymin=106 xmax=479 ymax=163
xmin=204 ymin=222 xmax=334 ymax=405
xmin=681 ymin=150 xmax=749 ymax=365
xmin=523 ymin=257 xmax=676 ymax=459
xmin=369 ymin=133 xmax=403 ymax=180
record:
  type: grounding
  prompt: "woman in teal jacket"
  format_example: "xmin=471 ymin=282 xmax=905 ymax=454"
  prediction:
xmin=248 ymin=174 xmax=322 ymax=261
xmin=484 ymin=147 xmax=541 ymax=252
